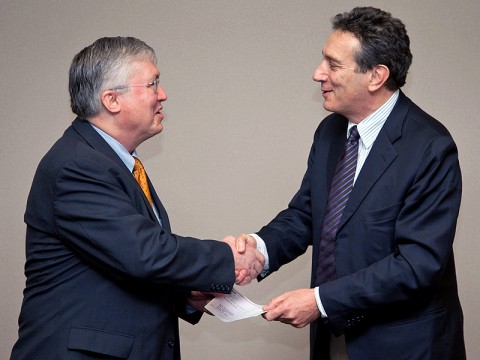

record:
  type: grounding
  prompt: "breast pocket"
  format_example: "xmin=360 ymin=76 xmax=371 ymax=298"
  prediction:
xmin=360 ymin=202 xmax=403 ymax=259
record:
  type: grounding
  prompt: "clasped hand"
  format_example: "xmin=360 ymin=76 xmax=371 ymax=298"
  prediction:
xmin=223 ymin=234 xmax=264 ymax=285
xmin=186 ymin=234 xmax=263 ymax=315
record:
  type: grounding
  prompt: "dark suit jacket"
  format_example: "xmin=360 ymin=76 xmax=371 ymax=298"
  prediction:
xmin=257 ymin=92 xmax=466 ymax=360
xmin=11 ymin=118 xmax=235 ymax=360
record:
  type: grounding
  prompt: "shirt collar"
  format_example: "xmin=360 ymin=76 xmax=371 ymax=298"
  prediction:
xmin=90 ymin=124 xmax=137 ymax=172
xmin=348 ymin=90 xmax=399 ymax=149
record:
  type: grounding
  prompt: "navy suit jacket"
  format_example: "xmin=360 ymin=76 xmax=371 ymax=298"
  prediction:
xmin=11 ymin=118 xmax=235 ymax=360
xmin=257 ymin=92 xmax=465 ymax=360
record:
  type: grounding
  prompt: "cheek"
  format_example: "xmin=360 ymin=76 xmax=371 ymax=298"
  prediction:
xmin=330 ymin=76 xmax=347 ymax=94
xmin=150 ymin=99 xmax=159 ymax=112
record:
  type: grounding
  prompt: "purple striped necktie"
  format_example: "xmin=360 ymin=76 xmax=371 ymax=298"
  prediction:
xmin=316 ymin=125 xmax=360 ymax=285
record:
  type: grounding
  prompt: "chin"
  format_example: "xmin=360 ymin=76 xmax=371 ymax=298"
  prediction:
xmin=323 ymin=104 xmax=334 ymax=112
xmin=146 ymin=126 xmax=163 ymax=140
xmin=323 ymin=101 xmax=339 ymax=113
xmin=153 ymin=121 xmax=164 ymax=132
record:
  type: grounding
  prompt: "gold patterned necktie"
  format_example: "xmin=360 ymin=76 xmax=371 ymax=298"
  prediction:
xmin=133 ymin=157 xmax=153 ymax=207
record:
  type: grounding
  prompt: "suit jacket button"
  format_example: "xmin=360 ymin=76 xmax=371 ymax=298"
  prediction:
xmin=211 ymin=284 xmax=216 ymax=291
xmin=168 ymin=340 xmax=175 ymax=349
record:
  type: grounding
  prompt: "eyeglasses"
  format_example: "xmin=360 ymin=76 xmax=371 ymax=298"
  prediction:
xmin=111 ymin=78 xmax=160 ymax=93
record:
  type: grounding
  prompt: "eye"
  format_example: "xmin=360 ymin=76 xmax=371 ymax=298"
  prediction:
xmin=148 ymin=78 xmax=160 ymax=92
xmin=329 ymin=62 xmax=339 ymax=70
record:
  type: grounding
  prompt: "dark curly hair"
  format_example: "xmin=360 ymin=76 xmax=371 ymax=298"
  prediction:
xmin=332 ymin=7 xmax=412 ymax=90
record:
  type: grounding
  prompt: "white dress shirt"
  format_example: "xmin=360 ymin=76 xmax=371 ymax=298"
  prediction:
xmin=253 ymin=90 xmax=400 ymax=316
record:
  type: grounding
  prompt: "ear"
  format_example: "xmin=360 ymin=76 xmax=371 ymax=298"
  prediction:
xmin=368 ymin=64 xmax=390 ymax=91
xmin=100 ymin=90 xmax=121 ymax=114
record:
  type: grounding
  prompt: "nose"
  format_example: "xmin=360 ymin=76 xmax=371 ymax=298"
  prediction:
xmin=157 ymin=85 xmax=167 ymax=102
xmin=312 ymin=62 xmax=327 ymax=83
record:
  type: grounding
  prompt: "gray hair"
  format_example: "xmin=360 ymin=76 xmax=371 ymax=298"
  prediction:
xmin=69 ymin=37 xmax=157 ymax=118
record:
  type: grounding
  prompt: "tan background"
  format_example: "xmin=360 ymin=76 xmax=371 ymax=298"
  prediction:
xmin=1 ymin=0 xmax=479 ymax=358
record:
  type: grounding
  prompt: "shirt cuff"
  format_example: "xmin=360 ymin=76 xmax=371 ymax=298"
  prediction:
xmin=315 ymin=287 xmax=328 ymax=318
xmin=249 ymin=233 xmax=269 ymax=277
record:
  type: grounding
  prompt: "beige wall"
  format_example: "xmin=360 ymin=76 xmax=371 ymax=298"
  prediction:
xmin=1 ymin=0 xmax=479 ymax=358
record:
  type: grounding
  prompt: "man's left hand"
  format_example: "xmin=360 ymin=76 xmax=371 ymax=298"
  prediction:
xmin=262 ymin=288 xmax=320 ymax=328
xmin=187 ymin=291 xmax=221 ymax=314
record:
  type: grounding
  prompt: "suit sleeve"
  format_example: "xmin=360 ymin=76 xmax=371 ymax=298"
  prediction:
xmin=48 ymin=152 xmax=235 ymax=293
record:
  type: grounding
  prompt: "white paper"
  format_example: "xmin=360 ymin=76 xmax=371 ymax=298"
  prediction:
xmin=205 ymin=287 xmax=265 ymax=322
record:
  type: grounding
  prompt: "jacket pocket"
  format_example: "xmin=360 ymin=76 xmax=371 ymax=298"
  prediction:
xmin=352 ymin=203 xmax=403 ymax=264
xmin=362 ymin=202 xmax=403 ymax=223
xmin=390 ymin=307 xmax=447 ymax=328
xmin=68 ymin=327 xmax=134 ymax=359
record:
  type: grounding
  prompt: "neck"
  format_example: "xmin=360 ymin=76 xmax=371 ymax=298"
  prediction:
xmin=88 ymin=115 xmax=137 ymax=153
xmin=349 ymin=88 xmax=396 ymax=124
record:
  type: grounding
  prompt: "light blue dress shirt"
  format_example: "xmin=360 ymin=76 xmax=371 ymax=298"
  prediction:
xmin=90 ymin=124 xmax=162 ymax=224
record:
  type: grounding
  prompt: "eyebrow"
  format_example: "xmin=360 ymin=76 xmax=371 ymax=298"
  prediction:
xmin=322 ymin=52 xmax=342 ymax=65
xmin=147 ymin=74 xmax=160 ymax=83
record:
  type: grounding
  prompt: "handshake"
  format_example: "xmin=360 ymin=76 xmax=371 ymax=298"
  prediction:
xmin=187 ymin=234 xmax=262 ymax=313
xmin=223 ymin=234 xmax=263 ymax=285
xmin=188 ymin=234 xmax=320 ymax=328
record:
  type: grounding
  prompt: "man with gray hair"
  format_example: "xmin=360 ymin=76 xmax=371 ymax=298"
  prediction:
xmin=11 ymin=36 xmax=263 ymax=360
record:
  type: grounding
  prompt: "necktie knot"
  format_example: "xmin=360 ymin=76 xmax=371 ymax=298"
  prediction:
xmin=133 ymin=157 xmax=153 ymax=207
xmin=133 ymin=157 xmax=144 ymax=172
xmin=348 ymin=125 xmax=360 ymax=144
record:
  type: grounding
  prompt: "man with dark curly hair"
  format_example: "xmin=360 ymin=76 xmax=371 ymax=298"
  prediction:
xmin=237 ymin=7 xmax=465 ymax=360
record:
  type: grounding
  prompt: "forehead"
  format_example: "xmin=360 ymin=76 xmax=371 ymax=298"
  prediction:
xmin=322 ymin=30 xmax=360 ymax=63
xmin=127 ymin=60 xmax=160 ymax=80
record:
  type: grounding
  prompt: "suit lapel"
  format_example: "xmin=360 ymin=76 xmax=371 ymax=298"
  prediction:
xmin=323 ymin=118 xmax=348 ymax=203
xmin=339 ymin=131 xmax=397 ymax=227
xmin=71 ymin=118 xmax=131 ymax=175
xmin=312 ymin=117 xmax=348 ymax=240
xmin=71 ymin=117 xmax=170 ymax=229
xmin=147 ymin=177 xmax=171 ymax=233
xmin=338 ymin=92 xmax=411 ymax=230
xmin=326 ymin=129 xmax=348 ymax=187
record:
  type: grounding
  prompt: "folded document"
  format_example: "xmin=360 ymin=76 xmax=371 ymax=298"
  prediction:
xmin=205 ymin=287 xmax=265 ymax=322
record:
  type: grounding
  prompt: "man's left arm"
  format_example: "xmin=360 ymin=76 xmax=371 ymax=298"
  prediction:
xmin=262 ymin=135 xmax=462 ymax=331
